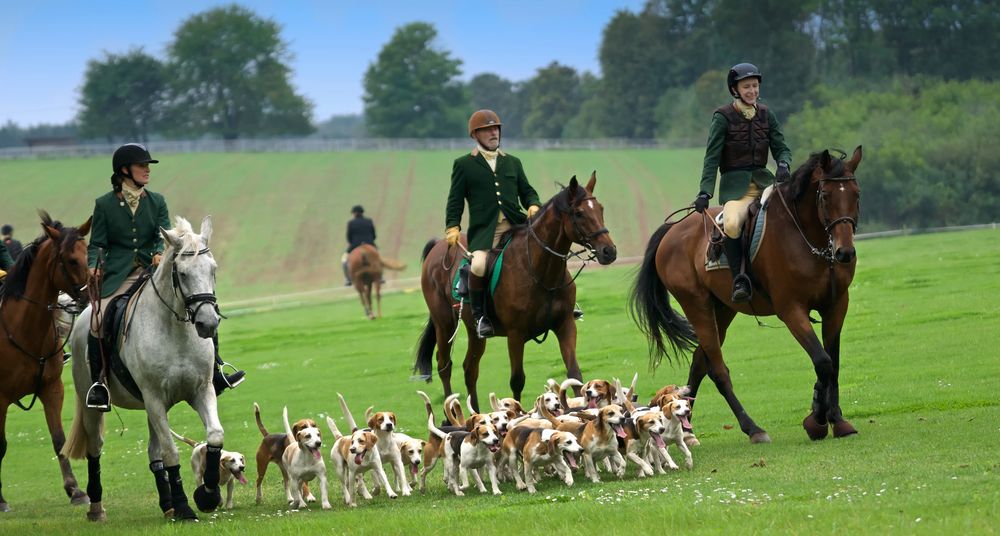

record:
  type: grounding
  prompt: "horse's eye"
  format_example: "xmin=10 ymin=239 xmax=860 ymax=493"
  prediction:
xmin=574 ymin=210 xmax=584 ymax=217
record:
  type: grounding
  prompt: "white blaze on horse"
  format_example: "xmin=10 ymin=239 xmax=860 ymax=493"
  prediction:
xmin=62 ymin=216 xmax=225 ymax=522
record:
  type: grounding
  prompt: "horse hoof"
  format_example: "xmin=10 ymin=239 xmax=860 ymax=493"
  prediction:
xmin=193 ymin=484 xmax=221 ymax=512
xmin=0 ymin=502 xmax=10 ymax=513
xmin=749 ymin=431 xmax=771 ymax=444
xmin=86 ymin=506 xmax=107 ymax=522
xmin=70 ymin=490 xmax=91 ymax=506
xmin=172 ymin=503 xmax=199 ymax=522
xmin=803 ymin=414 xmax=829 ymax=440
xmin=832 ymin=420 xmax=859 ymax=438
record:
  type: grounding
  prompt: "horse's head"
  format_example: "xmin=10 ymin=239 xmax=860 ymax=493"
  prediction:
xmin=554 ymin=172 xmax=617 ymax=265
xmin=789 ymin=146 xmax=863 ymax=264
xmin=39 ymin=211 xmax=91 ymax=302
xmin=160 ymin=215 xmax=221 ymax=338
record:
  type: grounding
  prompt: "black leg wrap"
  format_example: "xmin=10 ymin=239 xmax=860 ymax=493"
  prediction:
xmin=86 ymin=455 xmax=103 ymax=504
xmin=193 ymin=445 xmax=222 ymax=513
xmin=166 ymin=465 xmax=197 ymax=521
xmin=150 ymin=461 xmax=172 ymax=513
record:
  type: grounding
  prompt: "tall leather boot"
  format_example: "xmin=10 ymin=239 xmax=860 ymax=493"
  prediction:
xmin=85 ymin=334 xmax=111 ymax=412
xmin=211 ymin=335 xmax=245 ymax=396
xmin=723 ymin=235 xmax=752 ymax=302
xmin=342 ymin=260 xmax=351 ymax=286
xmin=468 ymin=273 xmax=494 ymax=339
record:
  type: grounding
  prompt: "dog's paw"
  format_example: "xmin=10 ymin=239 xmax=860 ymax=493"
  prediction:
xmin=322 ymin=502 xmax=332 ymax=510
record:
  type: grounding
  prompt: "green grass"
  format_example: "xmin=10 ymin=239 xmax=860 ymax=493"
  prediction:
xmin=2 ymin=228 xmax=998 ymax=534
xmin=0 ymin=149 xmax=702 ymax=300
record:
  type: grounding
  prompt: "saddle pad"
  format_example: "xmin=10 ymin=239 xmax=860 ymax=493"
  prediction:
xmin=450 ymin=238 xmax=510 ymax=301
xmin=101 ymin=275 xmax=150 ymax=402
xmin=705 ymin=198 xmax=769 ymax=272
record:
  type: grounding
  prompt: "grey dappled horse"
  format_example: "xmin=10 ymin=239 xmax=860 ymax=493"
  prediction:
xmin=62 ymin=216 xmax=225 ymax=522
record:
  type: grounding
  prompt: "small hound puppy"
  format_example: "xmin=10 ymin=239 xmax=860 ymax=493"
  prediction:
xmin=281 ymin=406 xmax=331 ymax=509
xmin=170 ymin=430 xmax=247 ymax=510
xmin=325 ymin=416 xmax=395 ymax=507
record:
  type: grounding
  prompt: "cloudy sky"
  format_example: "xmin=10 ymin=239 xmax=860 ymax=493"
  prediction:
xmin=0 ymin=0 xmax=645 ymax=126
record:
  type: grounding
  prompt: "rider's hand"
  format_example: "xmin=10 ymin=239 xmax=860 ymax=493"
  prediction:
xmin=775 ymin=161 xmax=791 ymax=183
xmin=445 ymin=226 xmax=461 ymax=247
xmin=527 ymin=205 xmax=540 ymax=218
xmin=693 ymin=192 xmax=711 ymax=213
xmin=90 ymin=268 xmax=102 ymax=283
xmin=151 ymin=253 xmax=162 ymax=267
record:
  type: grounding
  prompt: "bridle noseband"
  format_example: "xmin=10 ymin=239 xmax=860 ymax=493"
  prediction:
xmin=777 ymin=173 xmax=860 ymax=264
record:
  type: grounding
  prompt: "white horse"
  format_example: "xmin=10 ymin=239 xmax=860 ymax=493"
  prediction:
xmin=62 ymin=216 xmax=224 ymax=522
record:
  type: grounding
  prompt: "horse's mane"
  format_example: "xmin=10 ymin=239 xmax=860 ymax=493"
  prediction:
xmin=784 ymin=151 xmax=846 ymax=202
xmin=529 ymin=181 xmax=589 ymax=224
xmin=1 ymin=212 xmax=80 ymax=300
xmin=166 ymin=217 xmax=202 ymax=255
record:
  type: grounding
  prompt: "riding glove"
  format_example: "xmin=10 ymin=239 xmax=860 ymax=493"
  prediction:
xmin=776 ymin=161 xmax=791 ymax=183
xmin=693 ymin=193 xmax=711 ymax=213
xmin=445 ymin=226 xmax=461 ymax=246
xmin=527 ymin=205 xmax=540 ymax=218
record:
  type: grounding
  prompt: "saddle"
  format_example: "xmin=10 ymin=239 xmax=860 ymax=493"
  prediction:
xmin=706 ymin=187 xmax=772 ymax=270
xmin=100 ymin=271 xmax=151 ymax=401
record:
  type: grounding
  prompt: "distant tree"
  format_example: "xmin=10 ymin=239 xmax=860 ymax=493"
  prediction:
xmin=563 ymin=73 xmax=606 ymax=139
xmin=78 ymin=49 xmax=166 ymax=142
xmin=315 ymin=114 xmax=367 ymax=139
xmin=467 ymin=73 xmax=523 ymax=138
xmin=0 ymin=121 xmax=78 ymax=148
xmin=363 ymin=22 xmax=467 ymax=138
xmin=521 ymin=62 xmax=583 ymax=138
xmin=165 ymin=5 xmax=313 ymax=140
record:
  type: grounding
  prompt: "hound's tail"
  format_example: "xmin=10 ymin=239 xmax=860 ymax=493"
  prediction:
xmin=170 ymin=429 xmax=200 ymax=448
xmin=254 ymin=402 xmax=269 ymax=437
xmin=417 ymin=390 xmax=434 ymax=418
xmin=338 ymin=393 xmax=360 ymax=432
xmin=427 ymin=413 xmax=447 ymax=440
xmin=282 ymin=406 xmax=295 ymax=444
xmin=326 ymin=416 xmax=344 ymax=441
xmin=559 ymin=378 xmax=583 ymax=411
xmin=444 ymin=393 xmax=464 ymax=426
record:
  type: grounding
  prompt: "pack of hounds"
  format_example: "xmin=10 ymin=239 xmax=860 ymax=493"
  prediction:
xmin=171 ymin=375 xmax=697 ymax=509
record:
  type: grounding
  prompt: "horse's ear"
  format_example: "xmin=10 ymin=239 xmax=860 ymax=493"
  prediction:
xmin=845 ymin=145 xmax=863 ymax=173
xmin=568 ymin=175 xmax=579 ymax=193
xmin=160 ymin=227 xmax=179 ymax=249
xmin=199 ymin=215 xmax=213 ymax=246
xmin=78 ymin=216 xmax=92 ymax=237
xmin=586 ymin=171 xmax=597 ymax=194
xmin=812 ymin=150 xmax=832 ymax=181
xmin=38 ymin=209 xmax=61 ymax=241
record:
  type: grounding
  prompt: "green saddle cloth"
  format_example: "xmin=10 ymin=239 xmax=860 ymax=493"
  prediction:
xmin=451 ymin=238 xmax=511 ymax=301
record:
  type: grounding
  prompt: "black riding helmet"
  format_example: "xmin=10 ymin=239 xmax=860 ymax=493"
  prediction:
xmin=110 ymin=143 xmax=158 ymax=191
xmin=351 ymin=205 xmax=364 ymax=214
xmin=727 ymin=63 xmax=762 ymax=98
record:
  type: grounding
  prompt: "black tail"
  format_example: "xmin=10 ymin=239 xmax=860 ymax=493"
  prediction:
xmin=420 ymin=238 xmax=438 ymax=262
xmin=628 ymin=222 xmax=698 ymax=372
xmin=413 ymin=317 xmax=436 ymax=381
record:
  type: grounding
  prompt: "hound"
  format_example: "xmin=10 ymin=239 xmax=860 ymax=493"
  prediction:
xmin=170 ymin=430 xmax=247 ymax=510
xmin=325 ymin=416 xmax=395 ymax=507
xmin=281 ymin=406 xmax=330 ymax=509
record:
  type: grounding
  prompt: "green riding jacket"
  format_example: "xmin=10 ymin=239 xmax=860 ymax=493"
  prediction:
xmin=446 ymin=148 xmax=541 ymax=252
xmin=87 ymin=189 xmax=170 ymax=298
xmin=0 ymin=241 xmax=13 ymax=271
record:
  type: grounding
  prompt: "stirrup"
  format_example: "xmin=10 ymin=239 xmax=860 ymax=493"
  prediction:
xmin=731 ymin=275 xmax=752 ymax=303
xmin=219 ymin=361 xmax=246 ymax=389
xmin=573 ymin=303 xmax=584 ymax=320
xmin=85 ymin=382 xmax=111 ymax=412
xmin=475 ymin=317 xmax=494 ymax=339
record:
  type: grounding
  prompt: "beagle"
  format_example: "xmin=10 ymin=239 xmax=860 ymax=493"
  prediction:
xmin=648 ymin=398 xmax=694 ymax=472
xmin=170 ymin=430 xmax=247 ymax=510
xmin=649 ymin=384 xmax=700 ymax=447
xmin=363 ymin=406 xmax=425 ymax=494
xmin=488 ymin=392 xmax=526 ymax=416
xmin=253 ymin=402 xmax=314 ymax=505
xmin=427 ymin=413 xmax=502 ymax=496
xmin=281 ymin=406 xmax=331 ymax=509
xmin=502 ymin=427 xmax=582 ymax=493
xmin=416 ymin=390 xmax=465 ymax=492
xmin=338 ymin=393 xmax=412 ymax=496
xmin=558 ymin=404 xmax=628 ymax=483
xmin=325 ymin=416 xmax=395 ymax=507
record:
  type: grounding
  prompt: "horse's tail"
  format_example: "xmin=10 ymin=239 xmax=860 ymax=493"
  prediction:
xmin=62 ymin=393 xmax=102 ymax=460
xmin=413 ymin=317 xmax=436 ymax=381
xmin=380 ymin=257 xmax=406 ymax=271
xmin=420 ymin=238 xmax=438 ymax=262
xmin=628 ymin=222 xmax=699 ymax=372
xmin=253 ymin=402 xmax=269 ymax=437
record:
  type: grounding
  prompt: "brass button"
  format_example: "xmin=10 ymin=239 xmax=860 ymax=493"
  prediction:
xmin=497 ymin=201 xmax=502 ymax=205
xmin=133 ymin=249 xmax=138 ymax=253
xmin=494 ymin=182 xmax=499 ymax=186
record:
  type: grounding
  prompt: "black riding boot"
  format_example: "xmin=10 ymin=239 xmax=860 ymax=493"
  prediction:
xmin=211 ymin=335 xmax=245 ymax=396
xmin=342 ymin=260 xmax=351 ymax=286
xmin=468 ymin=273 xmax=493 ymax=339
xmin=85 ymin=334 xmax=111 ymax=412
xmin=724 ymin=235 xmax=752 ymax=302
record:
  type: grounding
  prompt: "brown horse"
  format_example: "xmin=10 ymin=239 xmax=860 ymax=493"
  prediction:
xmin=630 ymin=147 xmax=863 ymax=443
xmin=414 ymin=173 xmax=617 ymax=412
xmin=348 ymin=244 xmax=405 ymax=319
xmin=0 ymin=212 xmax=92 ymax=511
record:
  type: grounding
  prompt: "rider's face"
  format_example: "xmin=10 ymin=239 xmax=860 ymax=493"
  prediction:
xmin=736 ymin=78 xmax=759 ymax=106
xmin=124 ymin=163 xmax=151 ymax=188
xmin=473 ymin=125 xmax=500 ymax=151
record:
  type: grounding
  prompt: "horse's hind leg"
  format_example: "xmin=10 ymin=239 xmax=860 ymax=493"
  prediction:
xmin=821 ymin=298 xmax=857 ymax=438
xmin=375 ymin=280 xmax=382 ymax=318
xmin=0 ymin=401 xmax=10 ymax=512
xmin=39 ymin=381 xmax=88 ymax=505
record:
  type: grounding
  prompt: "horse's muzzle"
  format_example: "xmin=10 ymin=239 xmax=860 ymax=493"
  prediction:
xmin=834 ymin=246 xmax=856 ymax=264
xmin=596 ymin=244 xmax=617 ymax=265
xmin=194 ymin=318 xmax=219 ymax=339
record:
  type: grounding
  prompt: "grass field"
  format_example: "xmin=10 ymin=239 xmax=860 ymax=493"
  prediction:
xmin=1 ymin=228 xmax=997 ymax=534
xmin=0 ymin=149 xmax=703 ymax=300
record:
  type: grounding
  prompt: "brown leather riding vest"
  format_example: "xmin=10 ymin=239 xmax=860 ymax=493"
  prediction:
xmin=717 ymin=102 xmax=770 ymax=173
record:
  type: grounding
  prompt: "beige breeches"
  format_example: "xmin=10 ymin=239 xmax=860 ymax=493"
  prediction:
xmin=722 ymin=182 xmax=763 ymax=239
xmin=90 ymin=268 xmax=144 ymax=336
xmin=470 ymin=219 xmax=512 ymax=276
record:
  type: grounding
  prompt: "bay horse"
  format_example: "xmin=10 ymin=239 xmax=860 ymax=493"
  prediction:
xmin=347 ymin=244 xmax=405 ymax=319
xmin=0 ymin=212 xmax=92 ymax=512
xmin=63 ymin=216 xmax=225 ymax=521
xmin=630 ymin=147 xmax=863 ymax=443
xmin=414 ymin=173 xmax=617 ymax=412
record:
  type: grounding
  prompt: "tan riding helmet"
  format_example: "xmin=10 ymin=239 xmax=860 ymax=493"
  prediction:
xmin=468 ymin=109 xmax=502 ymax=137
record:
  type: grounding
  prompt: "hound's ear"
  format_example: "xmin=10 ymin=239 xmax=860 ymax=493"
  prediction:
xmin=420 ymin=440 xmax=427 ymax=449
xmin=586 ymin=171 xmax=596 ymax=193
xmin=199 ymin=215 xmax=213 ymax=246
xmin=390 ymin=413 xmax=397 ymax=425
xmin=506 ymin=410 xmax=516 ymax=420
xmin=845 ymin=145 xmax=863 ymax=173
xmin=78 ymin=216 xmax=93 ymax=237
xmin=367 ymin=416 xmax=377 ymax=430
xmin=368 ymin=432 xmax=378 ymax=445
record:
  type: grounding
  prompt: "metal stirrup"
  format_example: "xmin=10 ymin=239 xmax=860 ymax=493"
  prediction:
xmin=218 ymin=361 xmax=244 ymax=388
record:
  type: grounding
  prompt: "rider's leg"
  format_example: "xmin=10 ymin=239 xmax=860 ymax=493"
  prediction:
xmin=721 ymin=184 xmax=761 ymax=303
xmin=212 ymin=334 xmax=245 ymax=395
xmin=469 ymin=251 xmax=493 ymax=339
xmin=341 ymin=251 xmax=351 ymax=286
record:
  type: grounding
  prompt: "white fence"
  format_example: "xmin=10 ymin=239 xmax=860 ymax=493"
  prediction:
xmin=0 ymin=138 xmax=674 ymax=159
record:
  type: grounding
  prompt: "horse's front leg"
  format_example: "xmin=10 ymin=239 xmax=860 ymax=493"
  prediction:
xmin=783 ymin=308 xmax=835 ymax=440
xmin=506 ymin=335 xmax=527 ymax=401
xmin=822 ymin=295 xmax=857 ymax=438
xmin=375 ymin=280 xmax=383 ymax=318
xmin=39 ymin=380 xmax=88 ymax=505
xmin=463 ymin=334 xmax=487 ymax=412
xmin=554 ymin=318 xmax=583 ymax=389
xmin=0 ymin=401 xmax=9 ymax=512
xmin=191 ymin=390 xmax=224 ymax=512
xmin=145 ymin=403 xmax=198 ymax=521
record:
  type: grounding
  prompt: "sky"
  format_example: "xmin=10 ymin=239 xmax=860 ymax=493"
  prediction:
xmin=0 ymin=0 xmax=646 ymax=127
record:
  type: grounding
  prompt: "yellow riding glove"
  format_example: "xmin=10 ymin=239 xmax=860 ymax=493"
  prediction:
xmin=445 ymin=226 xmax=461 ymax=246
xmin=0 ymin=269 xmax=6 ymax=282
xmin=527 ymin=205 xmax=540 ymax=218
